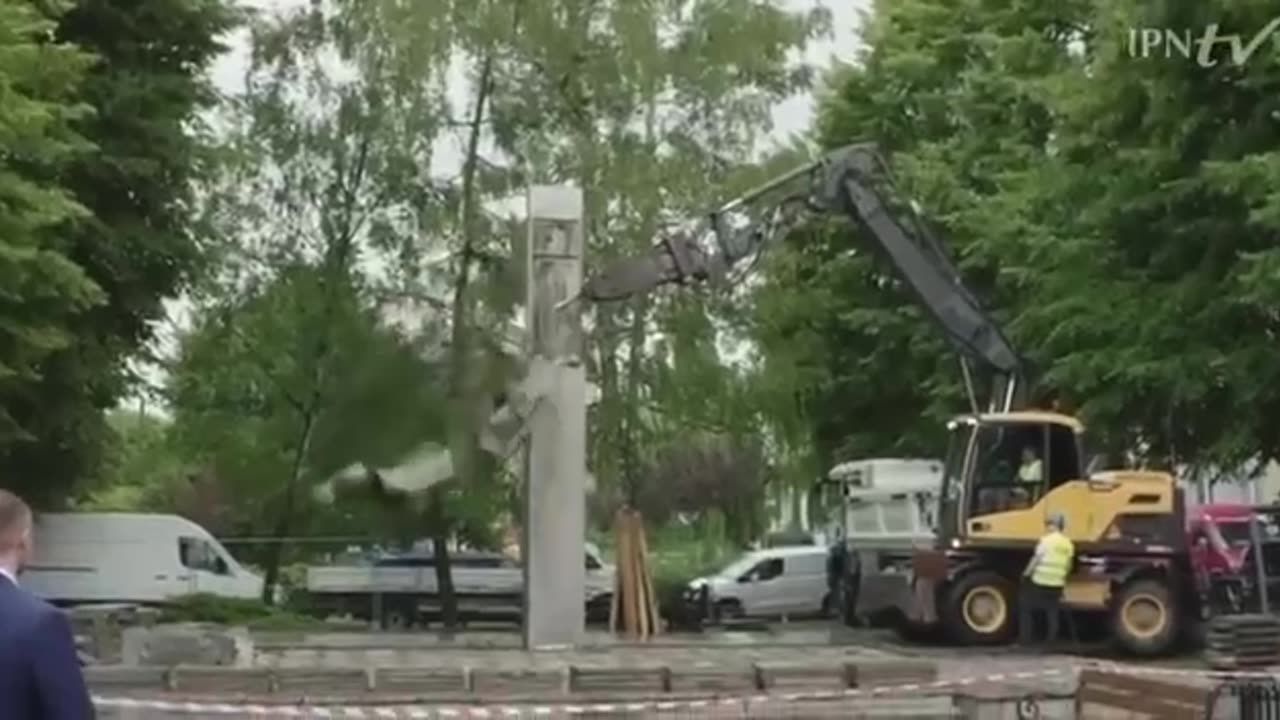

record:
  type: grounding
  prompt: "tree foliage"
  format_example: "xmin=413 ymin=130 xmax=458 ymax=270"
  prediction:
xmin=481 ymin=0 xmax=828 ymax=525
xmin=167 ymin=264 xmax=450 ymax=580
xmin=171 ymin=0 xmax=467 ymax=599
xmin=751 ymin=0 xmax=1280 ymax=478
xmin=0 ymin=0 xmax=235 ymax=504
xmin=172 ymin=0 xmax=550 ymax=609
xmin=631 ymin=432 xmax=768 ymax=545
xmin=0 ymin=1 xmax=99 ymax=467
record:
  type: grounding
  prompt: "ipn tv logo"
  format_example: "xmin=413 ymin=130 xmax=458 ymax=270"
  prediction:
xmin=1128 ymin=18 xmax=1280 ymax=67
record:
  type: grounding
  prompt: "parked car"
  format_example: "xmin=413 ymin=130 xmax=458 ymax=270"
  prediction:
xmin=689 ymin=545 xmax=831 ymax=619
xmin=21 ymin=513 xmax=264 ymax=605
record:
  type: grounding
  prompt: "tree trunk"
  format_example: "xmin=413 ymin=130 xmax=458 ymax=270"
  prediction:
xmin=257 ymin=123 xmax=368 ymax=604
xmin=622 ymin=297 xmax=647 ymax=503
xmin=591 ymin=302 xmax=624 ymax=516
xmin=438 ymin=51 xmax=495 ymax=631
xmin=619 ymin=91 xmax=658 ymax=505
xmin=260 ymin=409 xmax=318 ymax=603
xmin=428 ymin=488 xmax=458 ymax=629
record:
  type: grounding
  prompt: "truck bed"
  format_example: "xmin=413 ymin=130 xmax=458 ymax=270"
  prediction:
xmin=306 ymin=566 xmax=524 ymax=595
xmin=305 ymin=565 xmax=614 ymax=599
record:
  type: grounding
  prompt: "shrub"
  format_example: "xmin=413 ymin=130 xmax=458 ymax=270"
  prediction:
xmin=160 ymin=593 xmax=325 ymax=629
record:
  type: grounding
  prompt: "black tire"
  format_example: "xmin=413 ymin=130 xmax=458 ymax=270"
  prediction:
xmin=943 ymin=570 xmax=1017 ymax=645
xmin=1111 ymin=578 xmax=1179 ymax=656
xmin=839 ymin=573 xmax=862 ymax=627
xmin=716 ymin=599 xmax=744 ymax=619
xmin=585 ymin=595 xmax=612 ymax=624
xmin=820 ymin=592 xmax=835 ymax=617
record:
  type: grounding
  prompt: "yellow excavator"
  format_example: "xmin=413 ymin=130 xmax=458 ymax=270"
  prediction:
xmin=581 ymin=143 xmax=1188 ymax=656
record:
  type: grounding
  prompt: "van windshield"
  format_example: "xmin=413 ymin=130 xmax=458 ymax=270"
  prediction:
xmin=717 ymin=554 xmax=763 ymax=579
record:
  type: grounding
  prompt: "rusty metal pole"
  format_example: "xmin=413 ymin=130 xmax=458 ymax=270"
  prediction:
xmin=522 ymin=185 xmax=587 ymax=649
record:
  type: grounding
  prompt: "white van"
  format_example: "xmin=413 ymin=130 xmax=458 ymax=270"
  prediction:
xmin=691 ymin=545 xmax=830 ymax=618
xmin=20 ymin=513 xmax=264 ymax=605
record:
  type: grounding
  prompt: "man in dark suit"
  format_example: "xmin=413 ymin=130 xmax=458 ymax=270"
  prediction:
xmin=0 ymin=490 xmax=95 ymax=720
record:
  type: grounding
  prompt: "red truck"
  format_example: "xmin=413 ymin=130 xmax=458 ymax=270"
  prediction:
xmin=1188 ymin=502 xmax=1280 ymax=617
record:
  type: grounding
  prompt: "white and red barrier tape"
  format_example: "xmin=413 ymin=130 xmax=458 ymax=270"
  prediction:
xmin=89 ymin=662 xmax=1280 ymax=717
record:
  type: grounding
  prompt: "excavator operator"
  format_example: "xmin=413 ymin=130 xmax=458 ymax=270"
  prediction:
xmin=1009 ymin=445 xmax=1044 ymax=509
xmin=1017 ymin=446 xmax=1043 ymax=485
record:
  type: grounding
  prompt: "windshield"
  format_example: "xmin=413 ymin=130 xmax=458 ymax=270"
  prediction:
xmin=941 ymin=429 xmax=968 ymax=502
xmin=937 ymin=423 xmax=973 ymax=539
xmin=717 ymin=554 xmax=762 ymax=579
xmin=1216 ymin=517 xmax=1280 ymax=545
xmin=1217 ymin=521 xmax=1253 ymax=545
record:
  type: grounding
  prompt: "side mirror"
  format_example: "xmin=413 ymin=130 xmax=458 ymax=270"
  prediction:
xmin=737 ymin=573 xmax=754 ymax=583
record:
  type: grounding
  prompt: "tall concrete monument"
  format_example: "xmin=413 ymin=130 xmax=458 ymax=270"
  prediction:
xmin=522 ymin=185 xmax=587 ymax=648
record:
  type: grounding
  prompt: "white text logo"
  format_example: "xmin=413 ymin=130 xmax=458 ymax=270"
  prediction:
xmin=1128 ymin=18 xmax=1280 ymax=67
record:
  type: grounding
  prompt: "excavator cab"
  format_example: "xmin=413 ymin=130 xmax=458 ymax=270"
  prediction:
xmin=937 ymin=411 xmax=1087 ymax=547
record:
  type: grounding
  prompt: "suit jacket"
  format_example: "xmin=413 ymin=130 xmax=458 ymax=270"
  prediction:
xmin=0 ymin=573 xmax=95 ymax=720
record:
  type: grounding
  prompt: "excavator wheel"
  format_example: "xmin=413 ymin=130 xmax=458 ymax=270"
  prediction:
xmin=1111 ymin=578 xmax=1179 ymax=656
xmin=943 ymin=570 xmax=1017 ymax=645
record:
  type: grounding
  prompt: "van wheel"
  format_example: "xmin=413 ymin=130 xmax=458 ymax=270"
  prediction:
xmin=716 ymin=599 xmax=744 ymax=619
xmin=943 ymin=570 xmax=1016 ymax=645
xmin=1112 ymin=578 xmax=1178 ymax=656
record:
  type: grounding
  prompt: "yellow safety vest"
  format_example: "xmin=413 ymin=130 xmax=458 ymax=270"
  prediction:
xmin=1031 ymin=531 xmax=1074 ymax=588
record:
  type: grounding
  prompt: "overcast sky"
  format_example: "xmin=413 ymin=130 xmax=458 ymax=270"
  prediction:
xmin=132 ymin=0 xmax=866 ymax=407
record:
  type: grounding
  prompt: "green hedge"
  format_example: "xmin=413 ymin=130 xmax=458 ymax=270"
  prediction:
xmin=160 ymin=594 xmax=327 ymax=630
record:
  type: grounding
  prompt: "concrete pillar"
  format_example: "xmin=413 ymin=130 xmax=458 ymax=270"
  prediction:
xmin=522 ymin=185 xmax=587 ymax=649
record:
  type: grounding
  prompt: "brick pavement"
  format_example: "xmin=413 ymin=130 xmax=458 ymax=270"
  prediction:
xmin=94 ymin=623 xmax=1253 ymax=718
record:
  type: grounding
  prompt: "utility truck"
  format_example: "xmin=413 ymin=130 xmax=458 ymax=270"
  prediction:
xmin=816 ymin=458 xmax=942 ymax=626
xmin=304 ymin=543 xmax=615 ymax=627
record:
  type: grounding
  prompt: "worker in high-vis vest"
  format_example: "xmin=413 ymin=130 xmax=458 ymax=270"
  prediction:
xmin=1019 ymin=512 xmax=1074 ymax=647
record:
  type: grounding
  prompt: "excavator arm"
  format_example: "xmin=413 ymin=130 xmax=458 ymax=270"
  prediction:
xmin=581 ymin=142 xmax=1027 ymax=411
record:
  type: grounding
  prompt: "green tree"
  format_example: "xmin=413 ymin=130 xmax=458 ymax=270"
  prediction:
xmin=75 ymin=410 xmax=187 ymax=512
xmin=301 ymin=0 xmax=531 ymax=627
xmin=0 ymin=0 xmax=100 ymax=490
xmin=1012 ymin=1 xmax=1280 ymax=468
xmin=752 ymin=0 xmax=1280 ymax=478
xmin=181 ymin=0 xmax=457 ymax=601
xmin=0 ymin=0 xmax=237 ymax=504
xmin=168 ymin=266 xmax=449 ymax=596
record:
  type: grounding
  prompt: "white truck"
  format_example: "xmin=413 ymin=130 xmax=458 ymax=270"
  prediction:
xmin=21 ymin=512 xmax=264 ymax=605
xmin=817 ymin=458 xmax=942 ymax=626
xmin=304 ymin=543 xmax=615 ymax=627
